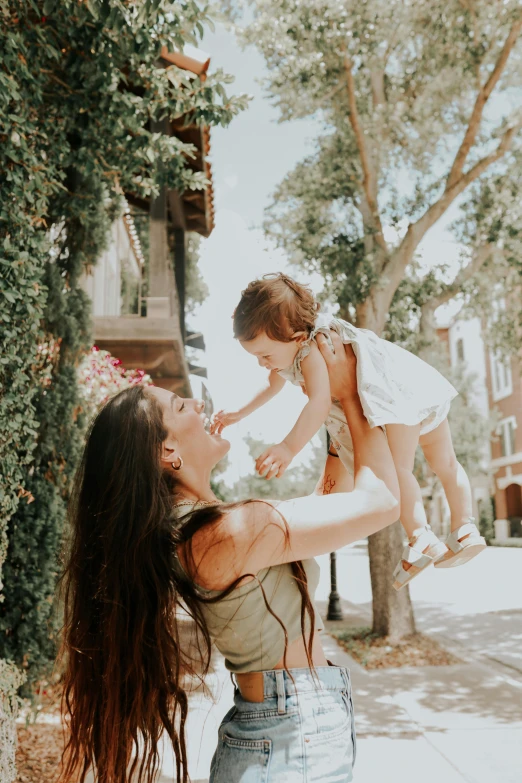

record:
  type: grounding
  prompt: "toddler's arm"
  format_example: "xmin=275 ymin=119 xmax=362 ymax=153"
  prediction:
xmin=256 ymin=343 xmax=332 ymax=478
xmin=212 ymin=370 xmax=285 ymax=433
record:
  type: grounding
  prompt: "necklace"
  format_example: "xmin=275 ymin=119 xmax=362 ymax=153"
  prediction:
xmin=174 ymin=498 xmax=219 ymax=508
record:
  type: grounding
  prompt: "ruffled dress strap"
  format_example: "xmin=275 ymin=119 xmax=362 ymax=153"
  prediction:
xmin=284 ymin=313 xmax=339 ymax=382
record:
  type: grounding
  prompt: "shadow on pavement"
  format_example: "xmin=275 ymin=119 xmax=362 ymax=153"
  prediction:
xmin=416 ymin=604 xmax=522 ymax=674
xmin=318 ymin=598 xmax=522 ymax=736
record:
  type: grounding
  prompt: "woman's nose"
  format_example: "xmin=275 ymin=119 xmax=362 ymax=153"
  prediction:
xmin=195 ymin=399 xmax=205 ymax=413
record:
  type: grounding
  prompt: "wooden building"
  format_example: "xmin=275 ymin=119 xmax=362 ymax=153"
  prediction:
xmin=89 ymin=46 xmax=213 ymax=397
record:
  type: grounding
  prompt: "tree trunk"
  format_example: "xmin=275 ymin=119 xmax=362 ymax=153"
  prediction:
xmin=355 ymin=298 xmax=417 ymax=639
xmin=418 ymin=300 xmax=438 ymax=359
xmin=368 ymin=523 xmax=416 ymax=640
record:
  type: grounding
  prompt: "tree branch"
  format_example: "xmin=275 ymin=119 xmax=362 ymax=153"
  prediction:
xmin=446 ymin=15 xmax=522 ymax=189
xmin=315 ymin=81 xmax=345 ymax=108
xmin=386 ymin=120 xmax=521 ymax=290
xmin=427 ymin=243 xmax=499 ymax=309
xmin=343 ymin=55 xmax=387 ymax=253
xmin=370 ymin=69 xmax=386 ymax=108
xmin=417 ymin=243 xmax=499 ymax=349
xmin=343 ymin=56 xmax=374 ymax=201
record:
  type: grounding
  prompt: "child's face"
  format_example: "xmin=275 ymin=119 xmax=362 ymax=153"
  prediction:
xmin=240 ymin=332 xmax=304 ymax=372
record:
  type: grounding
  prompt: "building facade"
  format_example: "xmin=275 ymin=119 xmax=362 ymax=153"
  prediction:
xmin=486 ymin=345 xmax=522 ymax=539
xmin=432 ymin=309 xmax=521 ymax=543
xmin=427 ymin=317 xmax=492 ymax=537
xmin=82 ymin=47 xmax=213 ymax=397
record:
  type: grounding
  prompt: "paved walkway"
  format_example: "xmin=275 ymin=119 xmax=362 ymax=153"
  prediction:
xmin=158 ymin=545 xmax=522 ymax=782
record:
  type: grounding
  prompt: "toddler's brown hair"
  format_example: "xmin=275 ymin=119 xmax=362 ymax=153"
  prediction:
xmin=233 ymin=273 xmax=318 ymax=343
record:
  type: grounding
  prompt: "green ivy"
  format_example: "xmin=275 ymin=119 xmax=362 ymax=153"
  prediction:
xmin=0 ymin=5 xmax=247 ymax=759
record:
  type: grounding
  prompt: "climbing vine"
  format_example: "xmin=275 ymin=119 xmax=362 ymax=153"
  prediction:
xmin=0 ymin=2 xmax=246 ymax=778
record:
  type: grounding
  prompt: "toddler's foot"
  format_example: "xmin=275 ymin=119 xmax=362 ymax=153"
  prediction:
xmin=393 ymin=526 xmax=448 ymax=591
xmin=434 ymin=518 xmax=486 ymax=568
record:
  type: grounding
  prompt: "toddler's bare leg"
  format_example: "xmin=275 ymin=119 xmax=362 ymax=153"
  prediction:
xmin=419 ymin=418 xmax=473 ymax=531
xmin=386 ymin=423 xmax=427 ymax=539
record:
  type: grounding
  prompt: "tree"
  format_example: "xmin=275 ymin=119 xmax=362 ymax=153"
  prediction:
xmin=0 ymin=2 xmax=247 ymax=775
xmin=240 ymin=0 xmax=522 ymax=638
xmin=224 ymin=435 xmax=325 ymax=501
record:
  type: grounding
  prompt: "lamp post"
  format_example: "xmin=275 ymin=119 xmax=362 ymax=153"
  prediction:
xmin=327 ymin=552 xmax=343 ymax=621
xmin=325 ymin=432 xmax=343 ymax=621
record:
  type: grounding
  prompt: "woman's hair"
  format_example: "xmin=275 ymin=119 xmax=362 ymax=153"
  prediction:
xmin=58 ymin=384 xmax=315 ymax=783
xmin=233 ymin=272 xmax=318 ymax=343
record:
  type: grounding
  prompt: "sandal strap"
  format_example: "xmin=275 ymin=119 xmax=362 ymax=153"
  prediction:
xmin=400 ymin=544 xmax=432 ymax=568
xmin=409 ymin=525 xmax=440 ymax=551
xmin=392 ymin=562 xmax=412 ymax=586
xmin=446 ymin=520 xmax=480 ymax=553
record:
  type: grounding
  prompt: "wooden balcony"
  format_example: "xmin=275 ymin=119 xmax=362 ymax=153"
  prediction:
xmin=93 ymin=315 xmax=192 ymax=396
xmin=89 ymin=47 xmax=214 ymax=401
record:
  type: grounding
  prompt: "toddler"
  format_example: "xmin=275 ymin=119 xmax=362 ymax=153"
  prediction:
xmin=213 ymin=273 xmax=486 ymax=589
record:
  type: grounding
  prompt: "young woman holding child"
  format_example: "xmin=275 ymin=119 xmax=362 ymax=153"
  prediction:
xmin=59 ymin=329 xmax=399 ymax=783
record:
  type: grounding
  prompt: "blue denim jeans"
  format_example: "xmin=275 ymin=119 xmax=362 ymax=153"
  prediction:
xmin=209 ymin=665 xmax=356 ymax=782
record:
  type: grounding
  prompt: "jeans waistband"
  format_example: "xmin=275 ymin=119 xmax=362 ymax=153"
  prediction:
xmin=254 ymin=665 xmax=351 ymax=699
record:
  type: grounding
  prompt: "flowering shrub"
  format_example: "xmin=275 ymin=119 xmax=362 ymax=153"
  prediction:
xmin=78 ymin=347 xmax=152 ymax=424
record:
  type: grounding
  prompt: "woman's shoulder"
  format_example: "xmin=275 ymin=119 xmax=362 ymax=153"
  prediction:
xmin=182 ymin=499 xmax=282 ymax=590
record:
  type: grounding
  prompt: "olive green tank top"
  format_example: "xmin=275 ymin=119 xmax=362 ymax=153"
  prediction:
xmin=175 ymin=501 xmax=324 ymax=673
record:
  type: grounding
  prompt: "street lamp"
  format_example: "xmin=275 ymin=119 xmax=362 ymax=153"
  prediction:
xmin=325 ymin=432 xmax=343 ymax=621
xmin=327 ymin=552 xmax=344 ymax=621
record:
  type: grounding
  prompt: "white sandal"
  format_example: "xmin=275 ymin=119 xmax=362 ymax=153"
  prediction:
xmin=434 ymin=518 xmax=486 ymax=568
xmin=392 ymin=526 xmax=448 ymax=591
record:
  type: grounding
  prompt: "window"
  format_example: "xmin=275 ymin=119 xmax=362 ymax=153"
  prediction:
xmin=490 ymin=350 xmax=513 ymax=400
xmin=497 ymin=417 xmax=517 ymax=458
xmin=456 ymin=338 xmax=465 ymax=363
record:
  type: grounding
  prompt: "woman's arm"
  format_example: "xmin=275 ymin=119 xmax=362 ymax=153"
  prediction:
xmin=255 ymin=343 xmax=331 ymax=478
xmin=212 ymin=370 xmax=285 ymax=433
xmin=192 ymin=333 xmax=399 ymax=590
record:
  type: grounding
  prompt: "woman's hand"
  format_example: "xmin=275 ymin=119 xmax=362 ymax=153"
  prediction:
xmin=315 ymin=331 xmax=358 ymax=401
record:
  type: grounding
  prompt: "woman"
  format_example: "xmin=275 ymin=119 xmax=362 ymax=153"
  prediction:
xmin=59 ymin=332 xmax=399 ymax=783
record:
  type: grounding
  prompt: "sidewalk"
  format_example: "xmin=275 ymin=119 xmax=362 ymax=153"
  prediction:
xmin=159 ymin=545 xmax=522 ymax=782
xmin=320 ymin=633 xmax=522 ymax=783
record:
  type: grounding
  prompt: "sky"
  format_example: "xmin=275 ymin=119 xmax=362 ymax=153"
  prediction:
xmin=188 ymin=21 xmax=464 ymax=486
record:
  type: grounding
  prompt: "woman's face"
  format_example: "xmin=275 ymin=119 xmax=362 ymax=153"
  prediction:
xmin=148 ymin=387 xmax=230 ymax=472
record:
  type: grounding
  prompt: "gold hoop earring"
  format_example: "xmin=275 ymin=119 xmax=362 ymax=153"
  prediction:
xmin=172 ymin=457 xmax=183 ymax=471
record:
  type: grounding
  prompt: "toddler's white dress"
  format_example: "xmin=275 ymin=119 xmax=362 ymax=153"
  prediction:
xmin=278 ymin=313 xmax=458 ymax=475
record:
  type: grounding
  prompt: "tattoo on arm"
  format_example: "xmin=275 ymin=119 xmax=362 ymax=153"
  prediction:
xmin=321 ymin=473 xmax=336 ymax=495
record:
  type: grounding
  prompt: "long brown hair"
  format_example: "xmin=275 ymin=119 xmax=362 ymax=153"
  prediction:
xmin=58 ymin=385 xmax=315 ymax=783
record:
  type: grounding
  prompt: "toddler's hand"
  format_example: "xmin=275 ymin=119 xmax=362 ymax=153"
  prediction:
xmin=255 ymin=442 xmax=294 ymax=480
xmin=211 ymin=409 xmax=242 ymax=435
